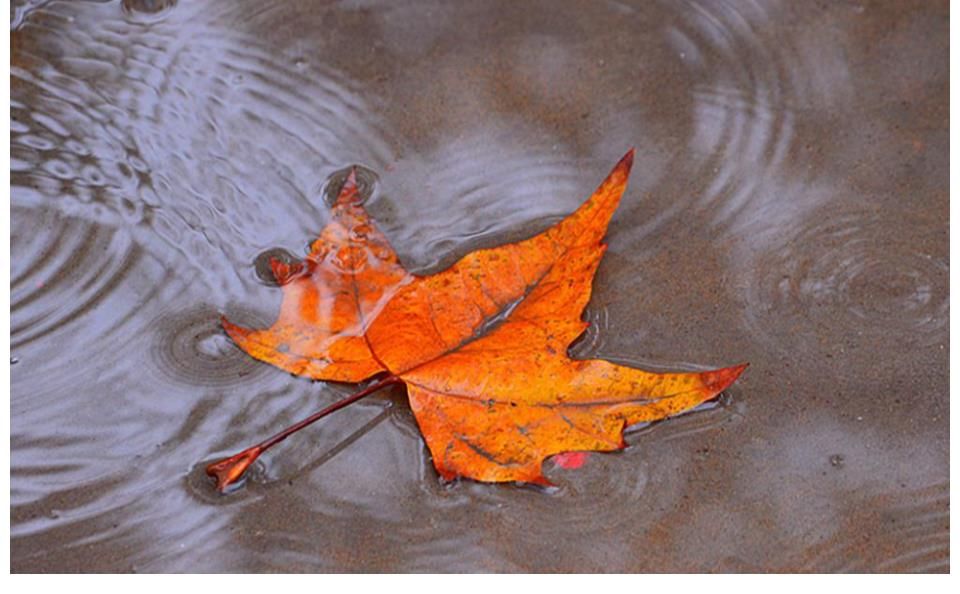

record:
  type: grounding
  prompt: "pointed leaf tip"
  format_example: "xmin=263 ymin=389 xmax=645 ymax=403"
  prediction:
xmin=618 ymin=148 xmax=635 ymax=173
xmin=269 ymin=257 xmax=305 ymax=285
xmin=220 ymin=316 xmax=250 ymax=341
xmin=334 ymin=167 xmax=361 ymax=205
xmin=602 ymin=148 xmax=634 ymax=188
xmin=701 ymin=362 xmax=749 ymax=394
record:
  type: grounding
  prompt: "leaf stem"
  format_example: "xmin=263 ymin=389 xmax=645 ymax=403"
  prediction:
xmin=205 ymin=374 xmax=402 ymax=492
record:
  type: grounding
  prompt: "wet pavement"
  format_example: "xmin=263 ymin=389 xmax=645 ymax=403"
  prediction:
xmin=10 ymin=0 xmax=948 ymax=572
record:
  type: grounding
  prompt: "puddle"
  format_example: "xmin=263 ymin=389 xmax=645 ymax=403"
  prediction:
xmin=11 ymin=0 xmax=948 ymax=572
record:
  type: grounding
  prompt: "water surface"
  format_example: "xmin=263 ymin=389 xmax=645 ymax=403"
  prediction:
xmin=11 ymin=0 xmax=948 ymax=572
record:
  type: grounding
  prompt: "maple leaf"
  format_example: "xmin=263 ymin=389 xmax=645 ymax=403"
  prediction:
xmin=208 ymin=150 xmax=747 ymax=490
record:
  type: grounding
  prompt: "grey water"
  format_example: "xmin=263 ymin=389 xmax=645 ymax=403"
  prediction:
xmin=11 ymin=0 xmax=947 ymax=572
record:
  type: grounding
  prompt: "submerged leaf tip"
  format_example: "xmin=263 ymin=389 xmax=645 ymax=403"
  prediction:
xmin=334 ymin=167 xmax=361 ymax=205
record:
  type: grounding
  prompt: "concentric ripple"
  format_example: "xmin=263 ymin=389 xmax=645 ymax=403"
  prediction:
xmin=12 ymin=0 xmax=398 ymax=301
xmin=147 ymin=306 xmax=268 ymax=388
xmin=742 ymin=208 xmax=948 ymax=355
xmin=11 ymin=0 xmax=948 ymax=574
xmin=11 ymin=0 xmax=405 ymax=571
xmin=378 ymin=128 xmax=591 ymax=272
xmin=10 ymin=205 xmax=157 ymax=375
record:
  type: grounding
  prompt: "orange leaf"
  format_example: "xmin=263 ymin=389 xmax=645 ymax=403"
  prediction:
xmin=219 ymin=150 xmax=746 ymax=486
